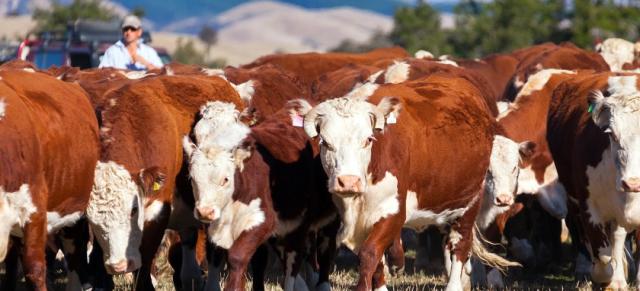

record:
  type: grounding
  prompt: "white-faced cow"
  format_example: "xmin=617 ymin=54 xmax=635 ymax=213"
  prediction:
xmin=548 ymin=72 xmax=640 ymax=288
xmin=290 ymin=75 xmax=518 ymax=291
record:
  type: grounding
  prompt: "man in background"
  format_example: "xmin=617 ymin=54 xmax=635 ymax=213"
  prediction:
xmin=99 ymin=15 xmax=163 ymax=70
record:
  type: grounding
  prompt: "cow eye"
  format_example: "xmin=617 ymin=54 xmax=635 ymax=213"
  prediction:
xmin=320 ymin=138 xmax=336 ymax=151
xmin=363 ymin=136 xmax=376 ymax=148
xmin=221 ymin=177 xmax=229 ymax=186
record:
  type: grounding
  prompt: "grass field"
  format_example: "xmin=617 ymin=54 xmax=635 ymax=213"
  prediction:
xmin=0 ymin=230 xmax=607 ymax=290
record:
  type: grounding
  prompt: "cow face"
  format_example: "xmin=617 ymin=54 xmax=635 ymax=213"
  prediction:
xmin=183 ymin=101 xmax=252 ymax=223
xmin=590 ymin=75 xmax=640 ymax=192
xmin=290 ymin=96 xmax=400 ymax=195
xmin=0 ymin=184 xmax=36 ymax=262
xmin=485 ymin=135 xmax=536 ymax=207
xmin=87 ymin=161 xmax=165 ymax=274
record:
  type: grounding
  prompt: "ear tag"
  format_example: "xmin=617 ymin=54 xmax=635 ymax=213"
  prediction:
xmin=153 ymin=182 xmax=161 ymax=191
xmin=587 ymin=103 xmax=595 ymax=113
xmin=292 ymin=114 xmax=304 ymax=127
xmin=386 ymin=113 xmax=397 ymax=124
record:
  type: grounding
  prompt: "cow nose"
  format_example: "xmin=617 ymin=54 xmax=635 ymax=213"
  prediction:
xmin=196 ymin=206 xmax=216 ymax=222
xmin=335 ymin=175 xmax=362 ymax=193
xmin=494 ymin=194 xmax=514 ymax=206
xmin=622 ymin=177 xmax=640 ymax=192
xmin=106 ymin=259 xmax=128 ymax=274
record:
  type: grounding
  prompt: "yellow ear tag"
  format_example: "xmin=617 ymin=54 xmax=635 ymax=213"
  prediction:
xmin=153 ymin=182 xmax=161 ymax=191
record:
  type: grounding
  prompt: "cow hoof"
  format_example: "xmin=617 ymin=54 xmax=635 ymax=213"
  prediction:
xmin=316 ymin=282 xmax=331 ymax=291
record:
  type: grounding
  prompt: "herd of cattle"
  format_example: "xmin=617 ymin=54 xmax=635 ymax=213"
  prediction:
xmin=2 ymin=37 xmax=640 ymax=291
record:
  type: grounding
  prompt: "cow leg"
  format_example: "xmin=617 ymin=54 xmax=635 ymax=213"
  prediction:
xmin=586 ymin=220 xmax=615 ymax=286
xmin=315 ymin=218 xmax=339 ymax=291
xmin=250 ymin=244 xmax=268 ymax=291
xmin=21 ymin=211 xmax=47 ymax=291
xmin=204 ymin=242 xmax=223 ymax=291
xmin=225 ymin=231 xmax=270 ymax=291
xmin=178 ymin=226 xmax=204 ymax=291
xmin=355 ymin=217 xmax=402 ymax=291
xmin=282 ymin=249 xmax=308 ymax=291
xmin=386 ymin=235 xmax=405 ymax=275
xmin=136 ymin=206 xmax=171 ymax=291
xmin=445 ymin=196 xmax=481 ymax=291
xmin=1 ymin=237 xmax=21 ymax=291
xmin=87 ymin=239 xmax=114 ymax=290
xmin=605 ymin=225 xmax=628 ymax=289
xmin=60 ymin=220 xmax=92 ymax=291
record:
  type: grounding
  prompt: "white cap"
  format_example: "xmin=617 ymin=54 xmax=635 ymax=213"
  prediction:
xmin=121 ymin=15 xmax=142 ymax=29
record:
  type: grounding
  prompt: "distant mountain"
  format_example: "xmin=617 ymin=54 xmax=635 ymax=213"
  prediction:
xmin=2 ymin=0 xmax=458 ymax=29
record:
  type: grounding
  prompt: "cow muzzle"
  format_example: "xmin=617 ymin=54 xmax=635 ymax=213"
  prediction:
xmin=332 ymin=175 xmax=364 ymax=196
xmin=494 ymin=193 xmax=514 ymax=206
xmin=195 ymin=205 xmax=217 ymax=223
xmin=622 ymin=177 xmax=640 ymax=192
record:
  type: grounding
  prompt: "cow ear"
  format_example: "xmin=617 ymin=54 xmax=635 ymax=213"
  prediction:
xmin=518 ymin=141 xmax=537 ymax=162
xmin=182 ymin=136 xmax=197 ymax=158
xmin=375 ymin=96 xmax=402 ymax=130
xmin=136 ymin=167 xmax=166 ymax=196
xmin=233 ymin=141 xmax=253 ymax=172
xmin=588 ymin=91 xmax=610 ymax=130
xmin=287 ymin=99 xmax=319 ymax=137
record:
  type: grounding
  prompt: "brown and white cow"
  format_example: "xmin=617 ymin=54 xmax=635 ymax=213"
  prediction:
xmin=182 ymin=101 xmax=276 ymax=290
xmin=241 ymin=47 xmax=408 ymax=89
xmin=547 ymin=72 xmax=640 ymax=288
xmin=595 ymin=38 xmax=640 ymax=72
xmin=182 ymin=64 xmax=340 ymax=291
xmin=290 ymin=75 xmax=517 ymax=290
xmin=86 ymin=73 xmax=244 ymax=289
xmin=503 ymin=43 xmax=610 ymax=101
xmin=0 ymin=68 xmax=99 ymax=290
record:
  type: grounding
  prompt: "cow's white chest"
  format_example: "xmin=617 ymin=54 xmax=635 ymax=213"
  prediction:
xmin=586 ymin=148 xmax=640 ymax=228
xmin=335 ymin=172 xmax=399 ymax=251
xmin=404 ymin=191 xmax=472 ymax=231
xmin=208 ymin=198 xmax=265 ymax=249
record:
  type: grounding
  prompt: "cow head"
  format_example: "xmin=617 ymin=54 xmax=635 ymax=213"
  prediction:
xmin=289 ymin=96 xmax=401 ymax=196
xmin=485 ymin=135 xmax=536 ymax=207
xmin=590 ymin=75 xmax=640 ymax=192
xmin=183 ymin=101 xmax=252 ymax=223
xmin=0 ymin=184 xmax=36 ymax=262
xmin=87 ymin=161 xmax=165 ymax=274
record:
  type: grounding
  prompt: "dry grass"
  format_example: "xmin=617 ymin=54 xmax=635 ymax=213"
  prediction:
xmin=0 ymin=231 xmax=622 ymax=290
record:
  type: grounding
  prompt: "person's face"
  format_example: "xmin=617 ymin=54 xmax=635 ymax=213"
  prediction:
xmin=122 ymin=26 xmax=142 ymax=44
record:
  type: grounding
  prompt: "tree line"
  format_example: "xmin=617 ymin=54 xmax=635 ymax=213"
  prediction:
xmin=335 ymin=0 xmax=640 ymax=58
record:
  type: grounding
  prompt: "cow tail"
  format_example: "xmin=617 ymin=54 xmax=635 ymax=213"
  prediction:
xmin=471 ymin=224 xmax=521 ymax=273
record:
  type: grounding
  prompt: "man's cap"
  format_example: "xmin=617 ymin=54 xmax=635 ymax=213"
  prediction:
xmin=121 ymin=15 xmax=142 ymax=29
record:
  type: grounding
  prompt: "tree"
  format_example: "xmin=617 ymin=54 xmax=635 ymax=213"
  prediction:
xmin=131 ymin=6 xmax=146 ymax=18
xmin=570 ymin=0 xmax=640 ymax=47
xmin=32 ymin=0 xmax=115 ymax=33
xmin=450 ymin=0 xmax=564 ymax=58
xmin=198 ymin=25 xmax=218 ymax=62
xmin=389 ymin=3 xmax=452 ymax=55
xmin=172 ymin=38 xmax=206 ymax=65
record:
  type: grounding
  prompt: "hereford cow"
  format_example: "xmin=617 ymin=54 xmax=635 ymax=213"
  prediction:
xmin=86 ymin=73 xmax=244 ymax=290
xmin=503 ymin=43 xmax=610 ymax=101
xmin=0 ymin=68 xmax=99 ymax=290
xmin=182 ymin=101 xmax=277 ymax=290
xmin=181 ymin=64 xmax=340 ymax=290
xmin=595 ymin=38 xmax=640 ymax=72
xmin=290 ymin=75 xmax=517 ymax=291
xmin=241 ymin=47 xmax=408 ymax=88
xmin=547 ymin=72 xmax=640 ymax=288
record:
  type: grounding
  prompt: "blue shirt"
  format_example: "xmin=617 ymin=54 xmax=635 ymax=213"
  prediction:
xmin=99 ymin=40 xmax=163 ymax=71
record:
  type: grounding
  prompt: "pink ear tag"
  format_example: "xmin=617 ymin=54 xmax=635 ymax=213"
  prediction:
xmin=292 ymin=115 xmax=304 ymax=127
